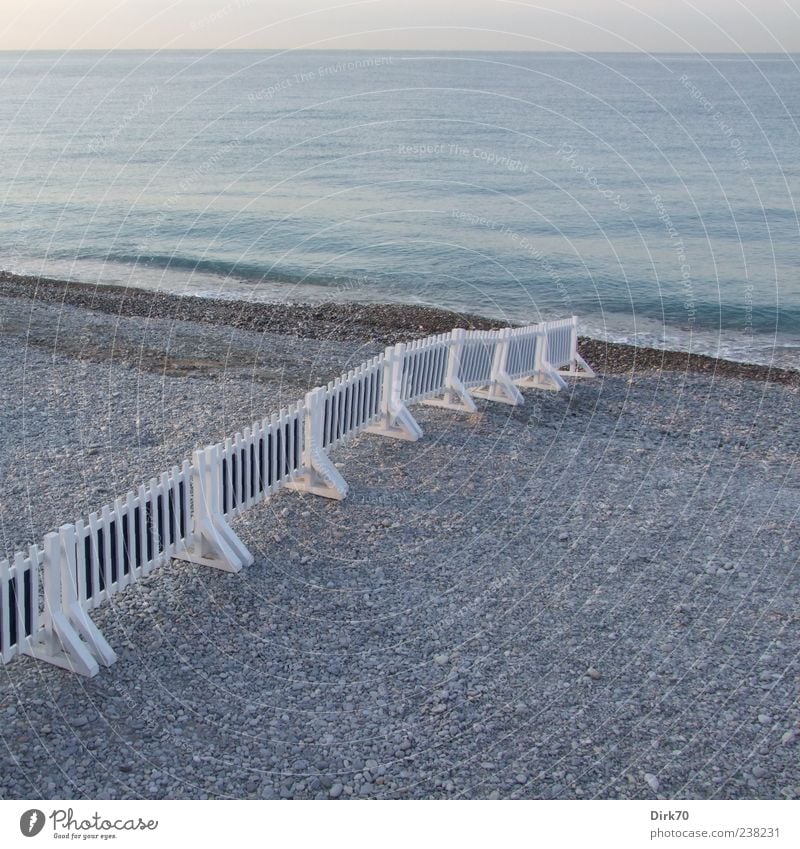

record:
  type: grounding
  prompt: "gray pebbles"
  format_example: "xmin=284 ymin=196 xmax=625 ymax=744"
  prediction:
xmin=0 ymin=290 xmax=798 ymax=801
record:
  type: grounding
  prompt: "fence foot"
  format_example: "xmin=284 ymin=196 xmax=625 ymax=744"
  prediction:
xmin=25 ymin=612 xmax=102 ymax=677
xmin=173 ymin=445 xmax=254 ymax=573
xmin=471 ymin=377 xmax=525 ymax=406
xmin=23 ymin=529 xmax=116 ymax=676
xmin=365 ymin=403 xmax=422 ymax=442
xmin=562 ymin=353 xmax=595 ymax=378
xmin=421 ymin=379 xmax=477 ymax=414
xmin=174 ymin=515 xmax=252 ymax=573
xmin=516 ymin=366 xmax=568 ymax=392
xmin=68 ymin=605 xmax=117 ymax=667
xmin=285 ymin=449 xmax=348 ymax=500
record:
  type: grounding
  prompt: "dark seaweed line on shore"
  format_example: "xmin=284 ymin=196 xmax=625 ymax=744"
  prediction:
xmin=2 ymin=271 xmax=798 ymax=387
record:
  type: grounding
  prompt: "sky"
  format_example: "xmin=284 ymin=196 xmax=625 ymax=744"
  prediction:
xmin=0 ymin=0 xmax=798 ymax=52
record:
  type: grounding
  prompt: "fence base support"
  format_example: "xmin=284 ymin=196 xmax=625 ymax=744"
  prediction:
xmin=23 ymin=529 xmax=118 ymax=677
xmin=421 ymin=379 xmax=477 ymax=414
xmin=174 ymin=515 xmax=253 ymax=573
xmin=561 ymin=353 xmax=595 ymax=378
xmin=172 ymin=445 xmax=254 ymax=573
xmin=469 ymin=329 xmax=525 ymax=406
xmin=516 ymin=366 xmax=568 ymax=392
xmin=471 ymin=377 xmax=524 ymax=406
xmin=26 ymin=607 xmax=117 ymax=677
xmin=69 ymin=604 xmax=117 ymax=667
xmin=26 ymin=617 xmax=98 ymax=677
xmin=285 ymin=449 xmax=349 ymax=500
xmin=365 ymin=403 xmax=422 ymax=442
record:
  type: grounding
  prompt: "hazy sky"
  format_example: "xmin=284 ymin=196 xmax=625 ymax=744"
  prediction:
xmin=1 ymin=0 xmax=798 ymax=52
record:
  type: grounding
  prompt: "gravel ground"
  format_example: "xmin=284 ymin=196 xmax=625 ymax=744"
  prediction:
xmin=0 ymin=289 xmax=799 ymax=801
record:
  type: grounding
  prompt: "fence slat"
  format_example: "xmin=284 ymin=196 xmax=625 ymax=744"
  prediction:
xmin=101 ymin=505 xmax=114 ymax=597
xmin=113 ymin=498 xmax=126 ymax=592
xmin=269 ymin=413 xmax=278 ymax=491
xmin=28 ymin=544 xmax=41 ymax=643
xmin=0 ymin=558 xmax=12 ymax=662
xmin=88 ymin=512 xmax=103 ymax=607
xmin=13 ymin=553 xmax=26 ymax=649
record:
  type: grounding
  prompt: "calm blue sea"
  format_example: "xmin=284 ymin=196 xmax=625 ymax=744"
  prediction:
xmin=1 ymin=50 xmax=798 ymax=367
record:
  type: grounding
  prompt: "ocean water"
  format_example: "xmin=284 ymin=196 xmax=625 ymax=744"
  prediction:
xmin=1 ymin=50 xmax=798 ymax=367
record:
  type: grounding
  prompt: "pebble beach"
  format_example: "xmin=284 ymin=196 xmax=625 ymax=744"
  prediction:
xmin=0 ymin=274 xmax=798 ymax=800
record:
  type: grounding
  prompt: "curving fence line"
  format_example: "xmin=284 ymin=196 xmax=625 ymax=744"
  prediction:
xmin=0 ymin=317 xmax=593 ymax=677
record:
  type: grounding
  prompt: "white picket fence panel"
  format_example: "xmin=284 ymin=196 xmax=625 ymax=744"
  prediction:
xmin=456 ymin=330 xmax=498 ymax=389
xmin=505 ymin=326 xmax=545 ymax=381
xmin=322 ymin=355 xmax=384 ymax=450
xmin=221 ymin=402 xmax=305 ymax=518
xmin=0 ymin=315 xmax=591 ymax=676
xmin=70 ymin=461 xmax=194 ymax=612
xmin=539 ymin=317 xmax=576 ymax=370
xmin=399 ymin=333 xmax=451 ymax=404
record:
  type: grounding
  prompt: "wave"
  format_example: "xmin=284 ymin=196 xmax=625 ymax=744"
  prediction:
xmin=37 ymin=250 xmax=800 ymax=336
xmin=74 ymin=251 xmax=364 ymax=291
xmin=569 ymin=292 xmax=800 ymax=335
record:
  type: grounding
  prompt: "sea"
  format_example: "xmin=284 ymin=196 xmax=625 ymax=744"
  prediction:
xmin=1 ymin=50 xmax=798 ymax=367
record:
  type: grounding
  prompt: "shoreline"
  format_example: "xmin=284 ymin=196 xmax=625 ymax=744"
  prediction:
xmin=2 ymin=270 xmax=798 ymax=387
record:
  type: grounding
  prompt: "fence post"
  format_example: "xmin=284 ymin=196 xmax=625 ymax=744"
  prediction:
xmin=24 ymin=531 xmax=104 ymax=677
xmin=568 ymin=316 xmax=595 ymax=377
xmin=286 ymin=388 xmax=349 ymax=500
xmin=421 ymin=328 xmax=477 ymax=413
xmin=173 ymin=444 xmax=253 ymax=572
xmin=59 ymin=524 xmax=117 ymax=666
xmin=471 ymin=328 xmax=525 ymax=405
xmin=365 ymin=344 xmax=423 ymax=441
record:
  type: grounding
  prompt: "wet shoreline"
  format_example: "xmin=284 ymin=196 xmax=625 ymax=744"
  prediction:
xmin=2 ymin=271 xmax=797 ymax=387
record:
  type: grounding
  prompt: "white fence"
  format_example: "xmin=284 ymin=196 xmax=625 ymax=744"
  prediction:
xmin=0 ymin=316 xmax=593 ymax=677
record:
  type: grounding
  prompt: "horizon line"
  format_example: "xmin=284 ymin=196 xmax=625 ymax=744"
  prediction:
xmin=0 ymin=47 xmax=798 ymax=55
